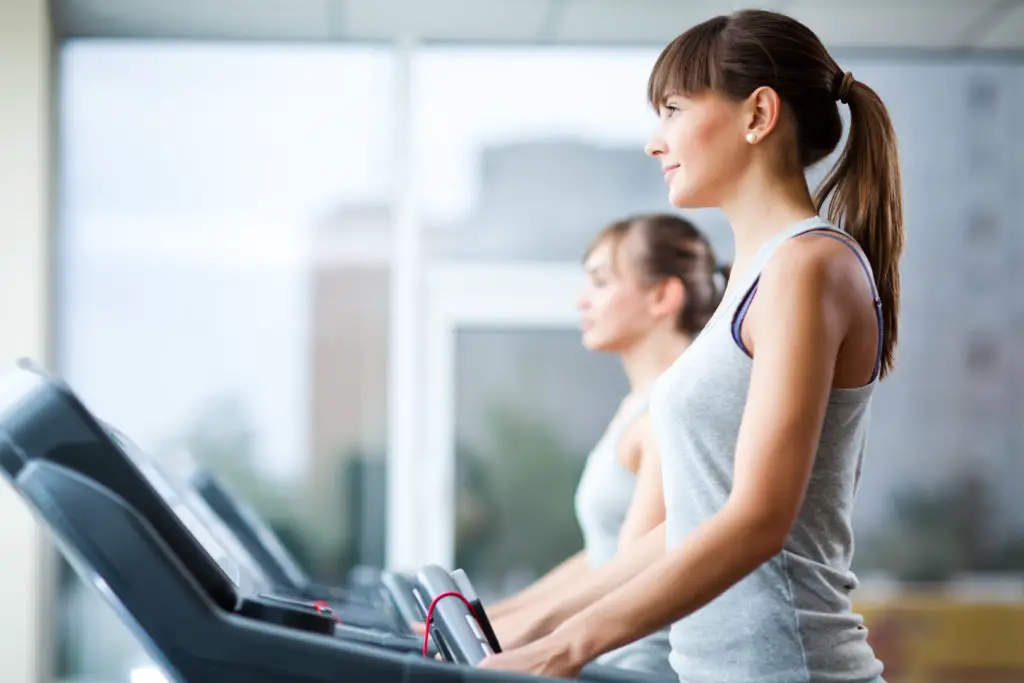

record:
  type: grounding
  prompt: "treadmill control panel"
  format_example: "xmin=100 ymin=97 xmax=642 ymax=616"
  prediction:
xmin=239 ymin=595 xmax=336 ymax=635
xmin=415 ymin=565 xmax=502 ymax=666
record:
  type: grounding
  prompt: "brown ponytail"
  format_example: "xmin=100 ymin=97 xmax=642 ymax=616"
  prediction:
xmin=648 ymin=9 xmax=905 ymax=378
xmin=814 ymin=78 xmax=903 ymax=378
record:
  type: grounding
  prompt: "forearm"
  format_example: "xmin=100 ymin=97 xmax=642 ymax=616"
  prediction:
xmin=557 ymin=503 xmax=782 ymax=665
xmin=534 ymin=522 xmax=666 ymax=635
xmin=618 ymin=508 xmax=662 ymax=549
xmin=488 ymin=550 xmax=589 ymax=619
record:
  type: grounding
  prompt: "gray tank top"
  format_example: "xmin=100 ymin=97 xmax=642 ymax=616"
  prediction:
xmin=650 ymin=216 xmax=885 ymax=683
xmin=574 ymin=394 xmax=673 ymax=675
xmin=575 ymin=395 xmax=649 ymax=567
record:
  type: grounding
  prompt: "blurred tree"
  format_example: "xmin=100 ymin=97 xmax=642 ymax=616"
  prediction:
xmin=163 ymin=395 xmax=311 ymax=569
xmin=456 ymin=400 xmax=586 ymax=596
xmin=455 ymin=441 xmax=499 ymax=573
xmin=855 ymin=471 xmax=1024 ymax=582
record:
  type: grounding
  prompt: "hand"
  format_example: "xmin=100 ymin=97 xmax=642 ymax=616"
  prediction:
xmin=478 ymin=634 xmax=584 ymax=679
xmin=410 ymin=621 xmax=426 ymax=636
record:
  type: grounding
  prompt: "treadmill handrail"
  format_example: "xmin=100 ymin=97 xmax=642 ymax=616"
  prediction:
xmin=16 ymin=460 xmax=470 ymax=683
xmin=417 ymin=565 xmax=494 ymax=666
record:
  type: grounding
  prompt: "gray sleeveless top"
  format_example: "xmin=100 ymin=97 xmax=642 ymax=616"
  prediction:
xmin=650 ymin=217 xmax=885 ymax=683
xmin=574 ymin=394 xmax=673 ymax=675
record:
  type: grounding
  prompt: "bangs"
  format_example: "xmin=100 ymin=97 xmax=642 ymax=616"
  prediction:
xmin=647 ymin=16 xmax=728 ymax=109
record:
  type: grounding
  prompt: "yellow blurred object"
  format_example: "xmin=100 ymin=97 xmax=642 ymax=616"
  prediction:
xmin=856 ymin=597 xmax=1024 ymax=683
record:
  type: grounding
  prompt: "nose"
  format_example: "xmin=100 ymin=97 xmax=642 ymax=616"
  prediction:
xmin=645 ymin=131 xmax=667 ymax=158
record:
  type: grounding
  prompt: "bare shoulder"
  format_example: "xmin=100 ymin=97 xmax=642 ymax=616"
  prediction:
xmin=743 ymin=229 xmax=875 ymax=359
xmin=757 ymin=230 xmax=871 ymax=317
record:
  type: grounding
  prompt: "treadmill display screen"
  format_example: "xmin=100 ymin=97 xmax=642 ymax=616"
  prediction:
xmin=106 ymin=426 xmax=245 ymax=590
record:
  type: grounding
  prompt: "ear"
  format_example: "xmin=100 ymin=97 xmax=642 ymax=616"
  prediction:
xmin=742 ymin=86 xmax=782 ymax=145
xmin=651 ymin=276 xmax=685 ymax=321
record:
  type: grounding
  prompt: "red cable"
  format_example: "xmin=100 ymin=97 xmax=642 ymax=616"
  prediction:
xmin=422 ymin=590 xmax=480 ymax=657
xmin=311 ymin=600 xmax=342 ymax=624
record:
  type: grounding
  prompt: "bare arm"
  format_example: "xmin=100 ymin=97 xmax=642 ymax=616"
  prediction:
xmin=616 ymin=415 xmax=666 ymax=548
xmin=487 ymin=550 xmax=589 ymax=619
xmin=501 ymin=404 xmax=667 ymax=637
xmin=526 ymin=521 xmax=667 ymax=636
xmin=481 ymin=239 xmax=858 ymax=676
xmin=410 ymin=550 xmax=590 ymax=637
xmin=493 ymin=416 xmax=665 ymax=637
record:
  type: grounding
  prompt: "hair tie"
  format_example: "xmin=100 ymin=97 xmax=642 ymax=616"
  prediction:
xmin=834 ymin=71 xmax=855 ymax=104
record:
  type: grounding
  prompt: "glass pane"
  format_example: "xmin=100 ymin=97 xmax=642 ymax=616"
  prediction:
xmin=417 ymin=45 xmax=1024 ymax=579
xmin=57 ymin=40 xmax=393 ymax=681
xmin=840 ymin=60 xmax=1024 ymax=583
xmin=411 ymin=47 xmax=735 ymax=263
xmin=453 ymin=328 xmax=628 ymax=601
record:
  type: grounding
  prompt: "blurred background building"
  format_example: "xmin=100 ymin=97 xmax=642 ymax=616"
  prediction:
xmin=1 ymin=1 xmax=1023 ymax=682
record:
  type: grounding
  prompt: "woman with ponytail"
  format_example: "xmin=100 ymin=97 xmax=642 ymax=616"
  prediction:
xmin=483 ymin=213 xmax=725 ymax=676
xmin=481 ymin=9 xmax=902 ymax=683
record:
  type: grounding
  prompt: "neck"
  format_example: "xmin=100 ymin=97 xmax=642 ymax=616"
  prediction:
xmin=619 ymin=329 xmax=691 ymax=394
xmin=721 ymin=165 xmax=819 ymax=263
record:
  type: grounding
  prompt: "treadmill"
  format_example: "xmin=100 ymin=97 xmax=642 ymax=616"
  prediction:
xmin=180 ymin=457 xmax=425 ymax=631
xmin=0 ymin=360 xmax=672 ymax=683
xmin=104 ymin=424 xmax=411 ymax=637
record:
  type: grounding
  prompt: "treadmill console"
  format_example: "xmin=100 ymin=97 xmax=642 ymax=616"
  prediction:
xmin=0 ymin=360 xmax=675 ymax=683
xmin=415 ymin=565 xmax=502 ymax=666
xmin=238 ymin=594 xmax=337 ymax=635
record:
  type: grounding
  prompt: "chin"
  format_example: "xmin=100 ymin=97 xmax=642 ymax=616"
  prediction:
xmin=581 ymin=332 xmax=613 ymax=353
xmin=668 ymin=182 xmax=711 ymax=210
xmin=668 ymin=190 xmax=698 ymax=209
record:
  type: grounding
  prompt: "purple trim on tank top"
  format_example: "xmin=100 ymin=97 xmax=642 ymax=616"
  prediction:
xmin=730 ymin=228 xmax=884 ymax=383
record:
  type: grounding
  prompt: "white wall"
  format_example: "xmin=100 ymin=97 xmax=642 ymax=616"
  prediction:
xmin=0 ymin=0 xmax=53 ymax=681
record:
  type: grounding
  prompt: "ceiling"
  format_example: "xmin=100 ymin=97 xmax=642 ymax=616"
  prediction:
xmin=53 ymin=0 xmax=1024 ymax=51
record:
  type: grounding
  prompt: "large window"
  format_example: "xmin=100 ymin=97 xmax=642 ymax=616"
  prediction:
xmin=412 ymin=47 xmax=1024 ymax=592
xmin=57 ymin=41 xmax=394 ymax=681
xmin=411 ymin=47 xmax=701 ymax=598
xmin=55 ymin=38 xmax=1024 ymax=683
xmin=411 ymin=47 xmax=737 ymax=264
xmin=829 ymin=59 xmax=1024 ymax=583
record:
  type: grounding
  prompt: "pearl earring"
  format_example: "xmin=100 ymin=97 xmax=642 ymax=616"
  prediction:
xmin=746 ymin=132 xmax=757 ymax=144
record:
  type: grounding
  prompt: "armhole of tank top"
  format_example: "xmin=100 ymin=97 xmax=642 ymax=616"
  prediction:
xmin=730 ymin=278 xmax=760 ymax=357
xmin=615 ymin=405 xmax=650 ymax=474
xmin=729 ymin=227 xmax=885 ymax=383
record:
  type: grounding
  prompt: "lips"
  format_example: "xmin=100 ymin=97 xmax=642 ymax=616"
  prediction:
xmin=662 ymin=164 xmax=680 ymax=182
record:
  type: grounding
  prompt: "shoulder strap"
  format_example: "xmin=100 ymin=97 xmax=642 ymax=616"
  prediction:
xmin=730 ymin=221 xmax=885 ymax=383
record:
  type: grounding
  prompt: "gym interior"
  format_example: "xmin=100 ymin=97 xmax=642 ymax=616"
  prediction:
xmin=1 ymin=0 xmax=1022 ymax=682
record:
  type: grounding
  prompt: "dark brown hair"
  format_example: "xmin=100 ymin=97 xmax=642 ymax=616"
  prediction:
xmin=648 ymin=9 xmax=903 ymax=378
xmin=585 ymin=213 xmax=727 ymax=336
